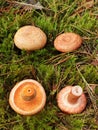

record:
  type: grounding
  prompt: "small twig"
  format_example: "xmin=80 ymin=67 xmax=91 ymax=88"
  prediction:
xmin=74 ymin=50 xmax=92 ymax=56
xmin=89 ymin=83 xmax=98 ymax=91
xmin=72 ymin=0 xmax=95 ymax=16
xmin=71 ymin=24 xmax=97 ymax=36
xmin=54 ymin=56 xmax=71 ymax=66
xmin=76 ymin=65 xmax=97 ymax=111
xmin=5 ymin=0 xmax=51 ymax=11
xmin=6 ymin=0 xmax=44 ymax=9
xmin=45 ymin=53 xmax=72 ymax=65
xmin=83 ymin=36 xmax=98 ymax=40
xmin=47 ymin=53 xmax=66 ymax=63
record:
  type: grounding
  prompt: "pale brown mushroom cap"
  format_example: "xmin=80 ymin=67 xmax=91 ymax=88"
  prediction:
xmin=14 ymin=26 xmax=47 ymax=51
xmin=9 ymin=79 xmax=46 ymax=115
xmin=54 ymin=33 xmax=82 ymax=53
xmin=57 ymin=86 xmax=87 ymax=114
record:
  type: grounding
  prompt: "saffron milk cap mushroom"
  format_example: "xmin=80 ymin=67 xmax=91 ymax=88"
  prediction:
xmin=14 ymin=25 xmax=47 ymax=51
xmin=54 ymin=32 xmax=82 ymax=53
xmin=9 ymin=79 xmax=46 ymax=115
xmin=57 ymin=85 xmax=87 ymax=114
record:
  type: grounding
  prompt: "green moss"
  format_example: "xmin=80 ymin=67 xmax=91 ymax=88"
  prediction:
xmin=0 ymin=0 xmax=98 ymax=129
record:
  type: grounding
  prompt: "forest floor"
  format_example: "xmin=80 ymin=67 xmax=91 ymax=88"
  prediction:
xmin=0 ymin=0 xmax=98 ymax=130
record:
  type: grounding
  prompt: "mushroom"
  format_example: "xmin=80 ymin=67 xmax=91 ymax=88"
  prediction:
xmin=54 ymin=32 xmax=82 ymax=53
xmin=57 ymin=85 xmax=87 ymax=114
xmin=14 ymin=25 xmax=47 ymax=51
xmin=9 ymin=79 xmax=46 ymax=115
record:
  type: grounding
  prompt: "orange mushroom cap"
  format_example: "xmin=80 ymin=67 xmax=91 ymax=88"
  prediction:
xmin=54 ymin=32 xmax=82 ymax=53
xmin=57 ymin=86 xmax=87 ymax=114
xmin=9 ymin=79 xmax=46 ymax=115
xmin=14 ymin=25 xmax=47 ymax=51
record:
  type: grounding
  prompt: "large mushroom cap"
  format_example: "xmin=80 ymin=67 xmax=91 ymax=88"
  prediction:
xmin=14 ymin=25 xmax=47 ymax=51
xmin=9 ymin=79 xmax=46 ymax=115
xmin=54 ymin=32 xmax=82 ymax=53
xmin=57 ymin=86 xmax=87 ymax=114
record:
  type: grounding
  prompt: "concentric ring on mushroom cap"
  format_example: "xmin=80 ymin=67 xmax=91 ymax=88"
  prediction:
xmin=14 ymin=26 xmax=47 ymax=51
xmin=9 ymin=79 xmax=46 ymax=115
xmin=57 ymin=86 xmax=87 ymax=114
xmin=54 ymin=33 xmax=82 ymax=53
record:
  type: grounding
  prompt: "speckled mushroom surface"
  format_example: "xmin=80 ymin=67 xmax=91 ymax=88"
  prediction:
xmin=57 ymin=86 xmax=87 ymax=114
xmin=54 ymin=32 xmax=82 ymax=53
xmin=9 ymin=79 xmax=46 ymax=115
xmin=14 ymin=25 xmax=47 ymax=51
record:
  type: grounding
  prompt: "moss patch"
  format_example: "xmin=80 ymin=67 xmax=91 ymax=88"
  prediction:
xmin=0 ymin=0 xmax=98 ymax=129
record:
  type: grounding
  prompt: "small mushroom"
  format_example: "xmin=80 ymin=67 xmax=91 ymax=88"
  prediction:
xmin=9 ymin=79 xmax=46 ymax=115
xmin=57 ymin=85 xmax=87 ymax=114
xmin=14 ymin=25 xmax=47 ymax=51
xmin=54 ymin=32 xmax=82 ymax=53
